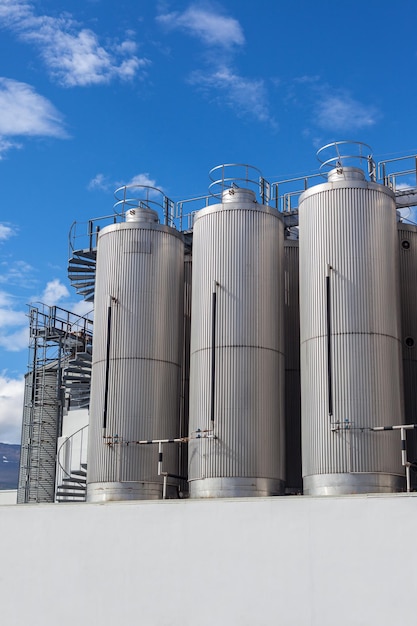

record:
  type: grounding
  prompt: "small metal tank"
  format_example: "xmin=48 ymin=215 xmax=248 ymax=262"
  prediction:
xmin=284 ymin=236 xmax=302 ymax=493
xmin=299 ymin=142 xmax=405 ymax=495
xmin=87 ymin=187 xmax=184 ymax=502
xmin=398 ymin=222 xmax=417 ymax=475
xmin=188 ymin=164 xmax=285 ymax=498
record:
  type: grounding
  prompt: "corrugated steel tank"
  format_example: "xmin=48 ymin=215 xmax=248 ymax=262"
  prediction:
xmin=188 ymin=181 xmax=285 ymax=498
xmin=299 ymin=166 xmax=405 ymax=495
xmin=87 ymin=205 xmax=184 ymax=502
xmin=18 ymin=368 xmax=60 ymax=503
xmin=284 ymin=237 xmax=302 ymax=493
xmin=397 ymin=223 xmax=417 ymax=475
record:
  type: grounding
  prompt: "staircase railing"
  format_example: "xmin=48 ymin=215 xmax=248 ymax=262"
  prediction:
xmin=55 ymin=424 xmax=88 ymax=499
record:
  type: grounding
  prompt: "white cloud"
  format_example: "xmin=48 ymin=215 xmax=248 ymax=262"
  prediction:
xmin=0 ymin=373 xmax=25 ymax=443
xmin=0 ymin=326 xmax=28 ymax=352
xmin=0 ymin=259 xmax=36 ymax=288
xmin=0 ymin=0 xmax=149 ymax=87
xmin=157 ymin=4 xmax=245 ymax=48
xmin=0 ymin=289 xmax=29 ymax=352
xmin=189 ymin=66 xmax=275 ymax=126
xmin=0 ymin=77 xmax=67 ymax=157
xmin=0 ymin=0 xmax=29 ymax=22
xmin=69 ymin=300 xmax=94 ymax=320
xmin=127 ymin=173 xmax=158 ymax=188
xmin=0 ymin=224 xmax=15 ymax=241
xmin=315 ymin=90 xmax=379 ymax=132
xmin=89 ymin=172 xmax=161 ymax=195
xmin=0 ymin=137 xmax=21 ymax=159
xmin=0 ymin=308 xmax=26 ymax=328
xmin=156 ymin=4 xmax=276 ymax=128
xmin=0 ymin=78 xmax=66 ymax=137
xmin=0 ymin=291 xmax=12 ymax=307
xmin=41 ymin=279 xmax=69 ymax=306
xmin=88 ymin=173 xmax=111 ymax=192
xmin=114 ymin=173 xmax=164 ymax=211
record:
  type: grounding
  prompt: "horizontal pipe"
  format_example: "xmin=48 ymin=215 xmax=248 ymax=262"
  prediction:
xmin=103 ymin=436 xmax=188 ymax=444
xmin=371 ymin=424 xmax=417 ymax=431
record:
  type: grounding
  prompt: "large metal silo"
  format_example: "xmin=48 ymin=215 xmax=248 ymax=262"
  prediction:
xmin=284 ymin=237 xmax=302 ymax=493
xmin=299 ymin=160 xmax=404 ymax=495
xmin=398 ymin=223 xmax=417 ymax=475
xmin=87 ymin=197 xmax=184 ymax=502
xmin=188 ymin=167 xmax=285 ymax=498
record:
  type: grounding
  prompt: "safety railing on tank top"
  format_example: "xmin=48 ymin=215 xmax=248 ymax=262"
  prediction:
xmin=269 ymin=144 xmax=417 ymax=215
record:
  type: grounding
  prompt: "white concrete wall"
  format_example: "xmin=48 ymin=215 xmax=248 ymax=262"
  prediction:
xmin=0 ymin=489 xmax=17 ymax=504
xmin=2 ymin=494 xmax=417 ymax=626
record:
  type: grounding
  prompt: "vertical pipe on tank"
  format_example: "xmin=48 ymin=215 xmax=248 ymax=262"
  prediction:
xmin=178 ymin=250 xmax=192 ymax=495
xmin=188 ymin=185 xmax=285 ymax=498
xmin=299 ymin=166 xmax=405 ymax=495
xmin=397 ymin=223 xmax=417 ymax=484
xmin=284 ymin=238 xmax=302 ymax=493
xmin=87 ymin=206 xmax=184 ymax=502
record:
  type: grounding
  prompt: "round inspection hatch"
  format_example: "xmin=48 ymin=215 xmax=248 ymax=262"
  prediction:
xmin=402 ymin=240 xmax=411 ymax=250
xmin=405 ymin=337 xmax=415 ymax=348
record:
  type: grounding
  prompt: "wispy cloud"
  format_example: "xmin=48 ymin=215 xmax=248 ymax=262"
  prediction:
xmin=288 ymin=77 xmax=381 ymax=141
xmin=314 ymin=88 xmax=380 ymax=133
xmin=0 ymin=326 xmax=28 ymax=352
xmin=89 ymin=172 xmax=161 ymax=193
xmin=0 ymin=77 xmax=67 ymax=157
xmin=157 ymin=4 xmax=244 ymax=48
xmin=40 ymin=279 xmax=69 ymax=306
xmin=189 ymin=66 xmax=275 ymax=126
xmin=0 ymin=290 xmax=26 ymax=336
xmin=0 ymin=289 xmax=29 ymax=355
xmin=0 ymin=373 xmax=25 ymax=443
xmin=69 ymin=300 xmax=94 ymax=320
xmin=0 ymin=0 xmax=149 ymax=87
xmin=0 ymin=259 xmax=36 ymax=288
xmin=0 ymin=308 xmax=26 ymax=328
xmin=0 ymin=78 xmax=66 ymax=137
xmin=126 ymin=173 xmax=158 ymax=188
xmin=88 ymin=173 xmax=111 ymax=192
xmin=0 ymin=224 xmax=16 ymax=241
xmin=157 ymin=3 xmax=275 ymax=127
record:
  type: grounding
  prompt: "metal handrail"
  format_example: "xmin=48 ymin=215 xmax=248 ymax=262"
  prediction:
xmin=271 ymin=173 xmax=322 ymax=212
xmin=68 ymin=214 xmax=119 ymax=256
xmin=175 ymin=194 xmax=212 ymax=231
xmin=114 ymin=184 xmax=175 ymax=227
xmin=317 ymin=140 xmax=373 ymax=173
xmin=56 ymin=424 xmax=89 ymax=493
xmin=208 ymin=163 xmax=266 ymax=200
xmin=378 ymin=155 xmax=417 ymax=189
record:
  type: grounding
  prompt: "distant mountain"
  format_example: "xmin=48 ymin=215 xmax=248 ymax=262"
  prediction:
xmin=0 ymin=443 xmax=20 ymax=489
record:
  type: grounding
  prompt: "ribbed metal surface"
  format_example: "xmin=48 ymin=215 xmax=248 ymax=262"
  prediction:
xmin=398 ymin=223 xmax=417 ymax=473
xmin=299 ymin=168 xmax=404 ymax=495
xmin=17 ymin=372 xmax=33 ymax=504
xmin=17 ymin=369 xmax=60 ymax=503
xmin=284 ymin=239 xmax=302 ymax=493
xmin=188 ymin=189 xmax=285 ymax=497
xmin=87 ymin=216 xmax=184 ymax=502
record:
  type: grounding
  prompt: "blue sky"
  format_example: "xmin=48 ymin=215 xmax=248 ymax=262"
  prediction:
xmin=0 ymin=0 xmax=416 ymax=443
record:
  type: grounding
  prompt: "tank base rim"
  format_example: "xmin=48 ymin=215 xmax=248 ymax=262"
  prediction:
xmin=303 ymin=472 xmax=405 ymax=496
xmin=87 ymin=480 xmax=178 ymax=502
xmin=189 ymin=476 xmax=285 ymax=499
